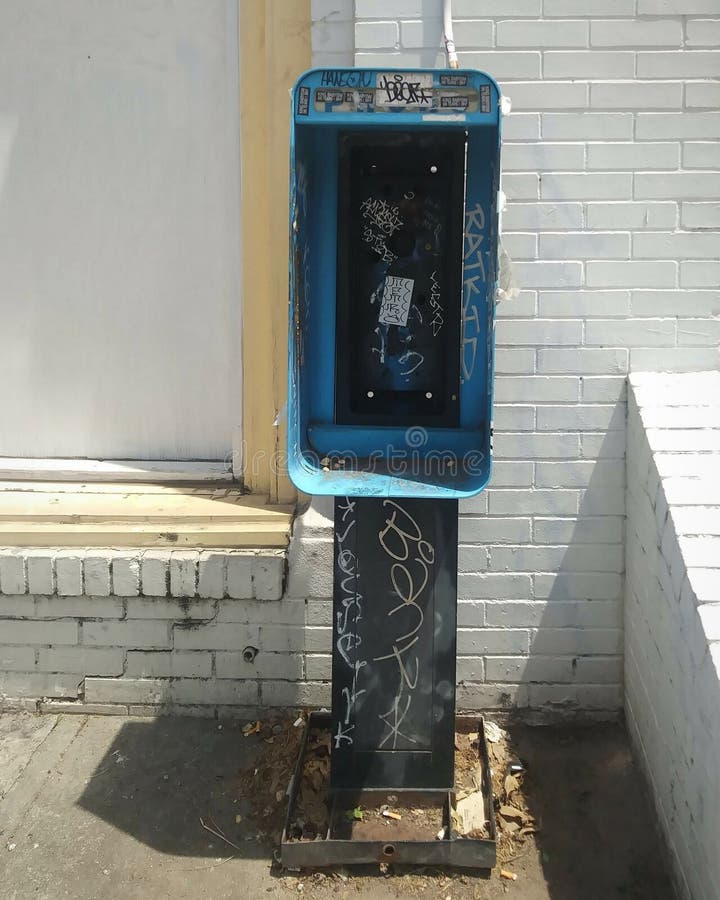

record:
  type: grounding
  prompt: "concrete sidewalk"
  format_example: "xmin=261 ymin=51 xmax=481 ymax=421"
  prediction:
xmin=0 ymin=712 xmax=676 ymax=900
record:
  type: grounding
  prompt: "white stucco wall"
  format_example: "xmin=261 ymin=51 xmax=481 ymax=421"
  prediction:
xmin=0 ymin=0 xmax=242 ymax=460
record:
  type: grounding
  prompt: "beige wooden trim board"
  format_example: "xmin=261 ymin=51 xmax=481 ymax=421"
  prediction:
xmin=0 ymin=482 xmax=293 ymax=549
xmin=239 ymin=0 xmax=310 ymax=505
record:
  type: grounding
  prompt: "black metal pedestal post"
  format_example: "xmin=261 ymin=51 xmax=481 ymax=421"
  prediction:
xmin=331 ymin=496 xmax=459 ymax=790
xmin=281 ymin=496 xmax=497 ymax=868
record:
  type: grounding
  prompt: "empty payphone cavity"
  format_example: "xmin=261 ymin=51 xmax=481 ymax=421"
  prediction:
xmin=288 ymin=68 xmax=502 ymax=498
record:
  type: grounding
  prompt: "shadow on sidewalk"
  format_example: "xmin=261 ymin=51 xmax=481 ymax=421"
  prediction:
xmin=76 ymin=716 xmax=268 ymax=859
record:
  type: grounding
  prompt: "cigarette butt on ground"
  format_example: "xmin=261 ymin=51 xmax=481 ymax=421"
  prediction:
xmin=382 ymin=810 xmax=402 ymax=820
xmin=500 ymin=869 xmax=518 ymax=881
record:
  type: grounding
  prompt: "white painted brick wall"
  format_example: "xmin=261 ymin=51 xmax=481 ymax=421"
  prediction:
xmin=625 ymin=372 xmax=720 ymax=900
xmin=0 ymin=548 xmax=296 ymax=715
xmin=1 ymin=2 xmax=718 ymax=729
xmin=303 ymin=0 xmax=720 ymax=721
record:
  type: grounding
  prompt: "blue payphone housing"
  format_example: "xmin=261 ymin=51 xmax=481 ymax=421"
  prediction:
xmin=288 ymin=68 xmax=502 ymax=498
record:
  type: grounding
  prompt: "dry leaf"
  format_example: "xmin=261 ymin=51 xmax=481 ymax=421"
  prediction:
xmin=499 ymin=804 xmax=529 ymax=822
xmin=504 ymin=774 xmax=520 ymax=798
xmin=471 ymin=763 xmax=484 ymax=791
xmin=450 ymin=807 xmax=463 ymax=833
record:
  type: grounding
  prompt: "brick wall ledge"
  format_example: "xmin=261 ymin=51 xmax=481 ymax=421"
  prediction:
xmin=0 ymin=547 xmax=286 ymax=599
xmin=625 ymin=371 xmax=720 ymax=900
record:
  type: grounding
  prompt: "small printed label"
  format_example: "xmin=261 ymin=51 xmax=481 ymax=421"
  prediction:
xmin=376 ymin=72 xmax=433 ymax=107
xmin=439 ymin=73 xmax=468 ymax=87
xmin=378 ymin=276 xmax=414 ymax=327
xmin=480 ymin=85 xmax=491 ymax=114
xmin=316 ymin=89 xmax=348 ymax=103
xmin=440 ymin=95 xmax=469 ymax=109
xmin=297 ymin=86 xmax=310 ymax=116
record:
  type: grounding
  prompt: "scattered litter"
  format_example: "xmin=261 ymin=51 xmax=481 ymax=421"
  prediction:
xmin=199 ymin=816 xmax=242 ymax=852
xmin=6 ymin=843 xmax=16 ymax=852
xmin=455 ymin=789 xmax=488 ymax=836
xmin=235 ymin=814 xmax=242 ymax=824
xmin=239 ymin=715 xmax=536 ymax=866
xmin=484 ymin=720 xmax=504 ymax=744
xmin=381 ymin=808 xmax=402 ymax=821
xmin=500 ymin=869 xmax=517 ymax=881
xmin=379 ymin=862 xmax=390 ymax=874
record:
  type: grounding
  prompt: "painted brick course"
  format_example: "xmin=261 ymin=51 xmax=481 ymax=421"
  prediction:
xmin=0 ymin=549 xmax=290 ymax=713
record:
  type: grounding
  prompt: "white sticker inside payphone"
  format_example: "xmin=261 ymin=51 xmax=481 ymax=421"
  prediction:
xmin=378 ymin=275 xmax=414 ymax=326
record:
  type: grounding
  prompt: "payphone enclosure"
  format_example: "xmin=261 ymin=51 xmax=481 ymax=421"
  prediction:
xmin=284 ymin=67 xmax=502 ymax=871
xmin=288 ymin=68 xmax=502 ymax=499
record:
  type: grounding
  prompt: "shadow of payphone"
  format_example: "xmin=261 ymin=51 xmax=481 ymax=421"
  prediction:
xmin=284 ymin=68 xmax=502 ymax=868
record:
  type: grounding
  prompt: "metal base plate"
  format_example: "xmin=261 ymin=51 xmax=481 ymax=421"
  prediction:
xmin=280 ymin=712 xmax=497 ymax=870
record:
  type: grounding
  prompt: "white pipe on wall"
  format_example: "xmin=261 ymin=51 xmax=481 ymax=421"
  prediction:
xmin=442 ymin=0 xmax=459 ymax=68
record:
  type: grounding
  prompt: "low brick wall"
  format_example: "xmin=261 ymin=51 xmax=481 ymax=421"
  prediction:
xmin=0 ymin=548 xmax=333 ymax=715
xmin=625 ymin=372 xmax=720 ymax=900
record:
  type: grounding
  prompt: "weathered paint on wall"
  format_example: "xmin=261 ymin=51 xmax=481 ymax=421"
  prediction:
xmin=0 ymin=0 xmax=241 ymax=460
